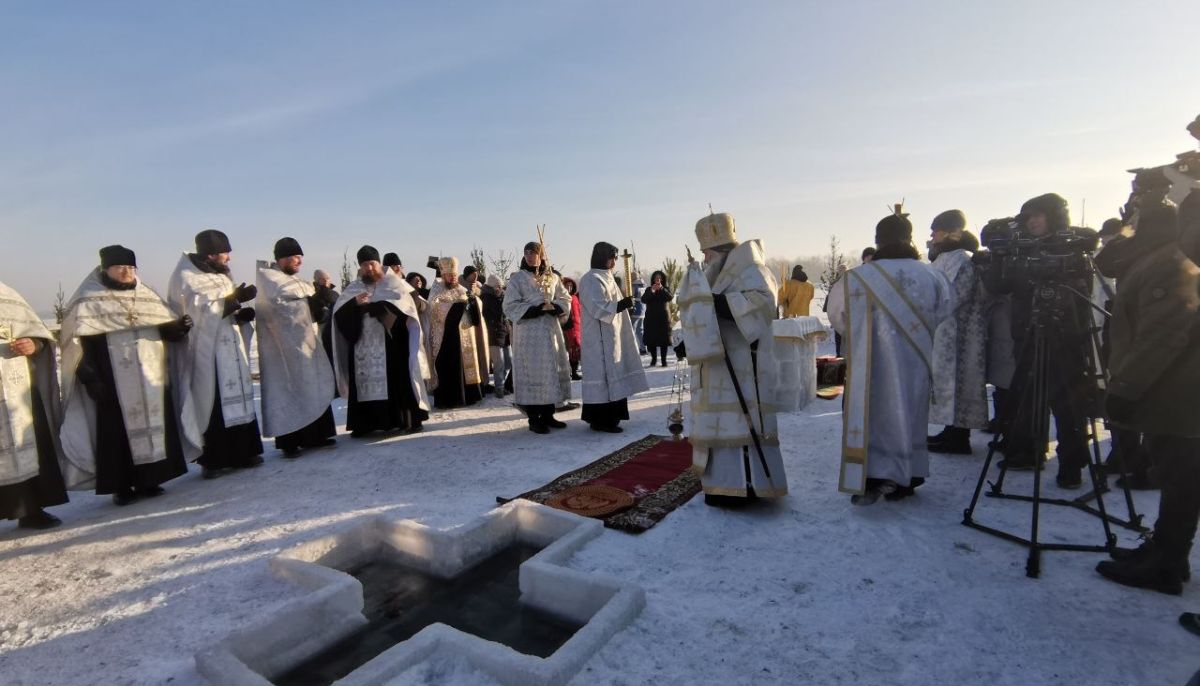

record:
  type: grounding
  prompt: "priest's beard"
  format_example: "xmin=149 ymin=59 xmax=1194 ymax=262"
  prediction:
xmin=280 ymin=264 xmax=299 ymax=276
xmin=99 ymin=273 xmax=137 ymax=291
xmin=703 ymin=253 xmax=728 ymax=287
xmin=361 ymin=272 xmax=379 ymax=285
xmin=205 ymin=258 xmax=231 ymax=275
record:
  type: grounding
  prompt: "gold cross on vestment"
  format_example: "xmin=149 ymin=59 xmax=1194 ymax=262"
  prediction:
xmin=848 ymin=427 xmax=862 ymax=441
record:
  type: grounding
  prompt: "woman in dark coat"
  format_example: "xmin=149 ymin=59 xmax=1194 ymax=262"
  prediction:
xmin=641 ymin=270 xmax=673 ymax=366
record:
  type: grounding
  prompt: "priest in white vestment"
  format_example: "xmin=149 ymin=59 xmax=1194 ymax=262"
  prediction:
xmin=255 ymin=238 xmax=337 ymax=457
xmin=502 ymin=241 xmax=572 ymax=434
xmin=0 ymin=280 xmax=68 ymax=528
xmin=427 ymin=257 xmax=489 ymax=409
xmin=60 ymin=245 xmax=197 ymax=505
xmin=167 ymin=229 xmax=264 ymax=478
xmin=578 ymin=242 xmax=648 ymax=433
xmin=925 ymin=210 xmax=989 ymax=455
xmin=828 ymin=209 xmax=953 ymax=505
xmin=332 ymin=246 xmax=430 ymax=437
xmin=678 ymin=213 xmax=789 ymax=505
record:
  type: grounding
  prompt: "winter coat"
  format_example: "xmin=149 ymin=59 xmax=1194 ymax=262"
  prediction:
xmin=640 ymin=271 xmax=673 ymax=348
xmin=481 ymin=285 xmax=509 ymax=347
xmin=559 ymin=277 xmax=582 ymax=363
xmin=1098 ymin=231 xmax=1200 ymax=437
xmin=778 ymin=279 xmax=814 ymax=318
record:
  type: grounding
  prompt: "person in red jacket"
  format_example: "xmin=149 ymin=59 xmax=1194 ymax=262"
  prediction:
xmin=560 ymin=277 xmax=583 ymax=380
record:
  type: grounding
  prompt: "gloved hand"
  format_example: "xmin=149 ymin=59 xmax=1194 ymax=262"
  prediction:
xmin=523 ymin=305 xmax=548 ymax=320
xmin=1105 ymin=393 xmax=1137 ymax=425
xmin=616 ymin=296 xmax=634 ymax=312
xmin=159 ymin=316 xmax=193 ymax=342
xmin=366 ymin=301 xmax=389 ymax=319
xmin=233 ymin=282 xmax=257 ymax=303
xmin=235 ymin=307 xmax=256 ymax=324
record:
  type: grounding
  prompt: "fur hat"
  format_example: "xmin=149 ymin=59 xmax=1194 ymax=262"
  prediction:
xmin=356 ymin=245 xmax=381 ymax=264
xmin=99 ymin=244 xmax=137 ymax=269
xmin=485 ymin=274 xmax=503 ymax=289
xmin=273 ymin=237 xmax=303 ymax=260
xmin=695 ymin=213 xmax=737 ymax=251
xmin=195 ymin=229 xmax=232 ymax=255
xmin=438 ymin=256 xmax=459 ymax=274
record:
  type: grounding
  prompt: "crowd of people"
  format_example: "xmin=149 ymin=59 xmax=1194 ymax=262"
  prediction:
xmin=824 ymin=115 xmax=1200 ymax=613
xmin=3 ymin=121 xmax=1199 ymax=637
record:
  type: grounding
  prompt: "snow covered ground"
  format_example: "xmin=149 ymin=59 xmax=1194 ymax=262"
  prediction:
xmin=1 ymin=341 xmax=1197 ymax=685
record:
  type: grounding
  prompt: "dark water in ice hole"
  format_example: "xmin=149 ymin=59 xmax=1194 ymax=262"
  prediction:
xmin=273 ymin=542 xmax=583 ymax=686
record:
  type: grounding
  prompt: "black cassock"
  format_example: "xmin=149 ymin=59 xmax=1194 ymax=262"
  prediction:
xmin=335 ymin=298 xmax=429 ymax=434
xmin=75 ymin=332 xmax=189 ymax=494
xmin=274 ymin=407 xmax=336 ymax=453
xmin=433 ymin=299 xmax=484 ymax=409
xmin=0 ymin=356 xmax=67 ymax=520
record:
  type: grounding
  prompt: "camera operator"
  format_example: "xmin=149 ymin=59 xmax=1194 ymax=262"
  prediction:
xmin=978 ymin=218 xmax=1017 ymax=434
xmin=1094 ymin=199 xmax=1200 ymax=595
xmin=981 ymin=193 xmax=1097 ymax=489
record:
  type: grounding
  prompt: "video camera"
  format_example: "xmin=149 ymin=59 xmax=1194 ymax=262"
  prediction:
xmin=973 ymin=220 xmax=1099 ymax=285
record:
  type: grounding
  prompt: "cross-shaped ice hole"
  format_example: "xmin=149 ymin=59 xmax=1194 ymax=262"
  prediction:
xmin=195 ymin=500 xmax=644 ymax=686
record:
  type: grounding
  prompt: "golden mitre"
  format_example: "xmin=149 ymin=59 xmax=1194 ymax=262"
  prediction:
xmin=695 ymin=212 xmax=737 ymax=251
xmin=438 ymin=256 xmax=459 ymax=274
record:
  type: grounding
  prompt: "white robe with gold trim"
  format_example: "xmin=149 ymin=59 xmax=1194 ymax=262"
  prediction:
xmin=828 ymin=259 xmax=952 ymax=493
xmin=678 ymin=240 xmax=788 ymax=498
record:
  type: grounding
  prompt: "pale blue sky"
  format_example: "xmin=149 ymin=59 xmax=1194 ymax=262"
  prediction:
xmin=2 ymin=1 xmax=1196 ymax=312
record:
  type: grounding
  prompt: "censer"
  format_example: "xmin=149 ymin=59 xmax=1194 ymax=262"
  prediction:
xmin=667 ymin=363 xmax=688 ymax=439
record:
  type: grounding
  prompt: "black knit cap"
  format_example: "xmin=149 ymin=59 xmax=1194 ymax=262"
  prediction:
xmin=590 ymin=241 xmax=618 ymax=269
xmin=382 ymin=252 xmax=402 ymax=267
xmin=195 ymin=229 xmax=232 ymax=255
xmin=273 ymin=237 xmax=303 ymax=260
xmin=99 ymin=244 xmax=137 ymax=269
xmin=931 ymin=209 xmax=967 ymax=233
xmin=357 ymin=245 xmax=381 ymax=264
xmin=462 ymin=264 xmax=478 ymax=277
xmin=875 ymin=213 xmax=913 ymax=246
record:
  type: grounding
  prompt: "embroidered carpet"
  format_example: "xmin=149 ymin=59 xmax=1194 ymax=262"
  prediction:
xmin=502 ymin=435 xmax=700 ymax=533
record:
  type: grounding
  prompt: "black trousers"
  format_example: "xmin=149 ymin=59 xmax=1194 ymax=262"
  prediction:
xmin=1148 ymin=435 xmax=1200 ymax=561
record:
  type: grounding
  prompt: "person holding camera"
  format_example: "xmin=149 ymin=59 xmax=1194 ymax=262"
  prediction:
xmin=1094 ymin=199 xmax=1200 ymax=596
xmin=983 ymin=194 xmax=1097 ymax=489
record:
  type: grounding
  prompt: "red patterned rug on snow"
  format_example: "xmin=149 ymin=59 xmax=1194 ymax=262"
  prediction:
xmin=501 ymin=435 xmax=700 ymax=534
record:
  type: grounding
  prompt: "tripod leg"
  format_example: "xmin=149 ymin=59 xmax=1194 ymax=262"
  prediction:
xmin=1085 ymin=418 xmax=1118 ymax=548
xmin=1027 ymin=333 xmax=1049 ymax=579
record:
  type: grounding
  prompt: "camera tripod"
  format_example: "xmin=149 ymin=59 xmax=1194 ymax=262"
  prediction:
xmin=962 ymin=282 xmax=1145 ymax=578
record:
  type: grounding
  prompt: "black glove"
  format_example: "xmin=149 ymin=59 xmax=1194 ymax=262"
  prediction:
xmin=223 ymin=295 xmax=241 ymax=317
xmin=1105 ymin=393 xmax=1137 ymax=425
xmin=712 ymin=293 xmax=734 ymax=320
xmin=159 ymin=316 xmax=193 ymax=342
xmin=235 ymin=307 xmax=256 ymax=324
xmin=366 ymin=301 xmax=390 ymax=319
xmin=523 ymin=305 xmax=550 ymax=320
xmin=616 ymin=296 xmax=634 ymax=312
xmin=234 ymin=282 xmax=257 ymax=303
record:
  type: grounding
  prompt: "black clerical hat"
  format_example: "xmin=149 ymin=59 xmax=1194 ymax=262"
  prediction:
xmin=99 ymin=244 xmax=136 ymax=269
xmin=195 ymin=229 xmax=232 ymax=255
xmin=357 ymin=245 xmax=381 ymax=264
xmin=274 ymin=237 xmax=303 ymax=260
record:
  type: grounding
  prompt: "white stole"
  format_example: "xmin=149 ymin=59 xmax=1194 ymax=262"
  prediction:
xmin=839 ymin=263 xmax=935 ymax=495
xmin=0 ymin=345 xmax=37 ymax=486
